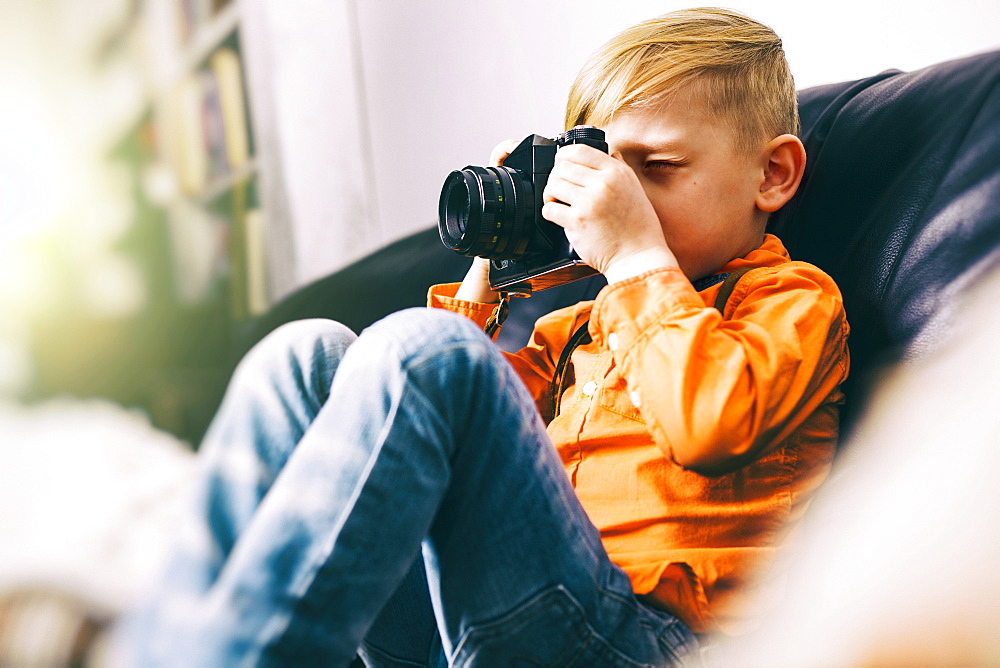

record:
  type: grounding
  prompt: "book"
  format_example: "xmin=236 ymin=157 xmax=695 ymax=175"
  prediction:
xmin=208 ymin=47 xmax=251 ymax=173
xmin=243 ymin=208 xmax=269 ymax=315
xmin=200 ymin=67 xmax=229 ymax=182
xmin=173 ymin=46 xmax=252 ymax=197
xmin=174 ymin=72 xmax=208 ymax=195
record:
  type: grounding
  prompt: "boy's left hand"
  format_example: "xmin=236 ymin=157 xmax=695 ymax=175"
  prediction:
xmin=542 ymin=144 xmax=678 ymax=283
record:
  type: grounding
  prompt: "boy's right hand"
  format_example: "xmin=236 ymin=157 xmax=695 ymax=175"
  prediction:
xmin=454 ymin=140 xmax=520 ymax=304
xmin=542 ymin=144 xmax=677 ymax=284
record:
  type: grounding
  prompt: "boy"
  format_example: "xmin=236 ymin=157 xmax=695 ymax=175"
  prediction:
xmin=121 ymin=7 xmax=848 ymax=666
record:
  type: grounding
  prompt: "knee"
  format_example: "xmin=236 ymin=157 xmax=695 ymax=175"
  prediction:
xmin=363 ymin=308 xmax=492 ymax=362
xmin=350 ymin=310 xmax=508 ymax=414
xmin=235 ymin=319 xmax=358 ymax=387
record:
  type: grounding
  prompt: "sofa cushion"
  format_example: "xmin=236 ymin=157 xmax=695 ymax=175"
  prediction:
xmin=770 ymin=50 xmax=1000 ymax=424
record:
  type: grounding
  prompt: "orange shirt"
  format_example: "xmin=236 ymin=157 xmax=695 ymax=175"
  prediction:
xmin=428 ymin=234 xmax=850 ymax=634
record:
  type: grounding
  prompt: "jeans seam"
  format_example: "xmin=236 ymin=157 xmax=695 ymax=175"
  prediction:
xmin=258 ymin=402 xmax=403 ymax=662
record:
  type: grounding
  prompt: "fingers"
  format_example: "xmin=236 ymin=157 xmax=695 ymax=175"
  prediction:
xmin=528 ymin=143 xmax=625 ymax=228
xmin=541 ymin=145 xmax=638 ymax=231
xmin=544 ymin=165 xmax=587 ymax=204
xmin=541 ymin=199 xmax=571 ymax=227
xmin=542 ymin=166 xmax=590 ymax=229
xmin=554 ymin=143 xmax=613 ymax=168
xmin=543 ymin=145 xmax=611 ymax=208
xmin=549 ymin=157 xmax=598 ymax=188
xmin=489 ymin=139 xmax=522 ymax=167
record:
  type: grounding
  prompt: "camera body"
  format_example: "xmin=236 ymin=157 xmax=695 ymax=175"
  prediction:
xmin=438 ymin=126 xmax=608 ymax=295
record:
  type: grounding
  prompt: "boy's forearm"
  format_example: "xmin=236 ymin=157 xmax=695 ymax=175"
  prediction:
xmin=455 ymin=257 xmax=501 ymax=304
xmin=590 ymin=264 xmax=849 ymax=474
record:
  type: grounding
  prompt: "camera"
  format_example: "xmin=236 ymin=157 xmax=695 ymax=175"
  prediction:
xmin=438 ymin=125 xmax=608 ymax=295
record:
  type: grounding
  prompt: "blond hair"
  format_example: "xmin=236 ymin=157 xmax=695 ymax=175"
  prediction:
xmin=565 ymin=7 xmax=799 ymax=155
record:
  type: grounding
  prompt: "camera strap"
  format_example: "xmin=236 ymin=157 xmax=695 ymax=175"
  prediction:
xmin=545 ymin=321 xmax=592 ymax=422
xmin=712 ymin=266 xmax=755 ymax=314
xmin=483 ymin=292 xmax=510 ymax=339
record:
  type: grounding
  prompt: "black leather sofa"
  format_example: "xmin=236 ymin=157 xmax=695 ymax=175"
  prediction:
xmin=244 ymin=49 xmax=1000 ymax=438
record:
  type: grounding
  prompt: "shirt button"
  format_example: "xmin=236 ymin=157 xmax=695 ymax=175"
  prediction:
xmin=629 ymin=390 xmax=642 ymax=408
xmin=608 ymin=333 xmax=620 ymax=351
xmin=582 ymin=381 xmax=598 ymax=397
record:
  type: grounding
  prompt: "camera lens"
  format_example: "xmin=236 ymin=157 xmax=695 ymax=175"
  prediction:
xmin=440 ymin=172 xmax=473 ymax=244
xmin=438 ymin=165 xmax=531 ymax=259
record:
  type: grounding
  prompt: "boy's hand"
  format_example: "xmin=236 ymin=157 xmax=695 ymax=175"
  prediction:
xmin=542 ymin=144 xmax=678 ymax=284
xmin=454 ymin=139 xmax=521 ymax=303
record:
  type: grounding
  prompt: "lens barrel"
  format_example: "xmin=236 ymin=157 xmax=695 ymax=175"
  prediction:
xmin=438 ymin=165 xmax=531 ymax=259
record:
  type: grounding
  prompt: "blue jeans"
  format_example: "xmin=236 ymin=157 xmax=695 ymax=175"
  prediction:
xmin=121 ymin=308 xmax=697 ymax=666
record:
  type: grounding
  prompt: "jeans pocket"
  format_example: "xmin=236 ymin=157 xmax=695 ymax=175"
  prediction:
xmin=644 ymin=605 xmax=700 ymax=667
xmin=451 ymin=585 xmax=669 ymax=667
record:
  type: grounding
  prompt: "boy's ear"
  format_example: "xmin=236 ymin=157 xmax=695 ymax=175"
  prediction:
xmin=755 ymin=134 xmax=806 ymax=213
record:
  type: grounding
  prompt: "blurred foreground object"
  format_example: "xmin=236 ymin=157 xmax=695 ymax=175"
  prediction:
xmin=715 ymin=261 xmax=1000 ymax=666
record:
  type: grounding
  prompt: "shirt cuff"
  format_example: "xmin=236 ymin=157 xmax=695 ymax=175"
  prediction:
xmin=427 ymin=283 xmax=497 ymax=330
xmin=589 ymin=266 xmax=704 ymax=353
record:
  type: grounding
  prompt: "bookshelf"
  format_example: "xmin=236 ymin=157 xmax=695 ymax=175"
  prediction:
xmin=81 ymin=0 xmax=265 ymax=443
xmin=97 ymin=0 xmax=262 ymax=308
xmin=32 ymin=0 xmax=379 ymax=445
